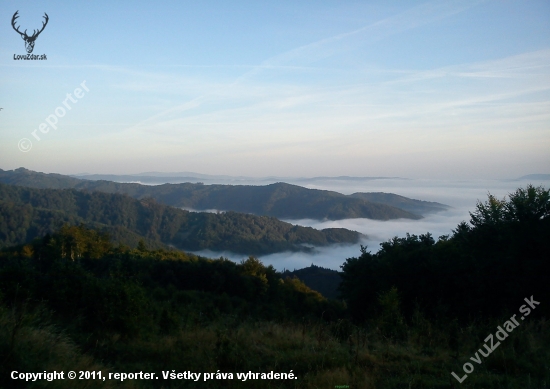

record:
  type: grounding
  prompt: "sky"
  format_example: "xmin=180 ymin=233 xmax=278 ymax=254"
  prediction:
xmin=1 ymin=0 xmax=549 ymax=179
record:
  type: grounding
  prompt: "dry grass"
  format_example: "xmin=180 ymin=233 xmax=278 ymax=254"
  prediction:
xmin=1 ymin=306 xmax=548 ymax=389
xmin=0 ymin=305 xmax=135 ymax=389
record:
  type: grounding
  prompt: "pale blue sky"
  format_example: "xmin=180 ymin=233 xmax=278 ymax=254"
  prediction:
xmin=1 ymin=0 xmax=549 ymax=178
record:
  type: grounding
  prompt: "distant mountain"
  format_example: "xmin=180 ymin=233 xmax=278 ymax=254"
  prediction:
xmin=77 ymin=174 xmax=212 ymax=185
xmin=516 ymin=174 xmax=550 ymax=181
xmin=298 ymin=176 xmax=406 ymax=182
xmin=0 ymin=168 xmax=426 ymax=220
xmin=0 ymin=183 xmax=362 ymax=255
xmin=349 ymin=192 xmax=450 ymax=215
xmin=74 ymin=172 xmax=405 ymax=184
xmin=75 ymin=171 xmax=242 ymax=184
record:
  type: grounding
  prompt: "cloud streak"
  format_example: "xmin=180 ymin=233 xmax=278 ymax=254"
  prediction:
xmin=125 ymin=0 xmax=486 ymax=130
xmin=235 ymin=0 xmax=487 ymax=79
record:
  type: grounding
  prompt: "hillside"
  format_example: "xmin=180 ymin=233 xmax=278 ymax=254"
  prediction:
xmin=0 ymin=168 xmax=82 ymax=188
xmin=0 ymin=168 xmax=432 ymax=220
xmin=350 ymin=192 xmax=450 ymax=215
xmin=0 ymin=183 xmax=362 ymax=255
xmin=282 ymin=264 xmax=343 ymax=300
xmin=0 ymin=226 xmax=344 ymax=388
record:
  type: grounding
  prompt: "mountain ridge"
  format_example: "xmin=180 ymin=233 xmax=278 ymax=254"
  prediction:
xmin=0 ymin=182 xmax=362 ymax=255
xmin=0 ymin=168 xmax=450 ymax=220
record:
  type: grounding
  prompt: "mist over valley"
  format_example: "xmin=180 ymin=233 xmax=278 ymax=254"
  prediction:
xmin=183 ymin=175 xmax=550 ymax=270
xmin=64 ymin=171 xmax=550 ymax=270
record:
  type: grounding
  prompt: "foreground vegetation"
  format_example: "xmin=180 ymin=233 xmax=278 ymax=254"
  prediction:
xmin=2 ymin=302 xmax=548 ymax=389
xmin=0 ymin=185 xmax=548 ymax=388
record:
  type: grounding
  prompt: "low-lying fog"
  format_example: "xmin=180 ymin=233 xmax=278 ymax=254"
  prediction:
xmin=183 ymin=177 xmax=550 ymax=271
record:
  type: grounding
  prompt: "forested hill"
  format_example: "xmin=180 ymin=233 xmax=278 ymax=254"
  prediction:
xmin=349 ymin=192 xmax=450 ymax=215
xmin=0 ymin=168 xmax=447 ymax=220
xmin=0 ymin=183 xmax=362 ymax=255
xmin=282 ymin=264 xmax=343 ymax=300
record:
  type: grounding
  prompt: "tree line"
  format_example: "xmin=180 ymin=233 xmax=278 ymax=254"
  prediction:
xmin=340 ymin=185 xmax=550 ymax=324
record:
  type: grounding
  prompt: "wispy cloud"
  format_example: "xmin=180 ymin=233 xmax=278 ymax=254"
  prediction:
xmin=388 ymin=49 xmax=550 ymax=84
xmin=233 ymin=0 xmax=486 ymax=81
xmin=121 ymin=0 xmax=486 ymax=131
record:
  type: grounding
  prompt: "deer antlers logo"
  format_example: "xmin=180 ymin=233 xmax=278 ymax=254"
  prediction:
xmin=11 ymin=11 xmax=49 ymax=54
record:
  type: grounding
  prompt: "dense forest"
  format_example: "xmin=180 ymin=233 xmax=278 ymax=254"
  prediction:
xmin=0 ymin=183 xmax=361 ymax=255
xmin=0 ymin=185 xmax=548 ymax=388
xmin=0 ymin=226 xmax=340 ymax=389
xmin=0 ymin=168 xmax=449 ymax=220
xmin=340 ymin=184 xmax=550 ymax=322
